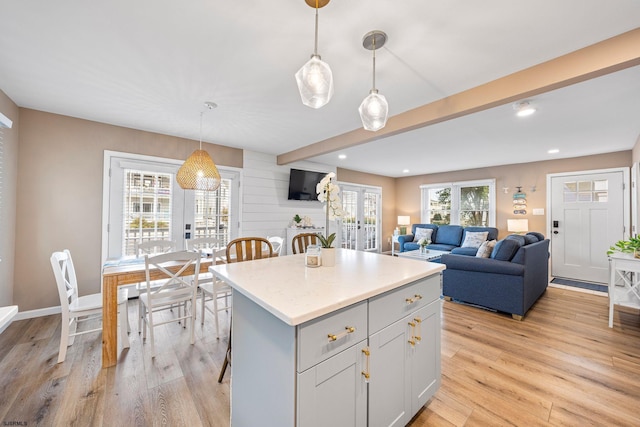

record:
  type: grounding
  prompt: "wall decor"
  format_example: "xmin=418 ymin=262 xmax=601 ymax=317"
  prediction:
xmin=513 ymin=186 xmax=527 ymax=215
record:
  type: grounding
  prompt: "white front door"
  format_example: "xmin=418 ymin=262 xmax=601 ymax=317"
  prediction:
xmin=550 ymin=170 xmax=627 ymax=283
xmin=340 ymin=184 xmax=382 ymax=252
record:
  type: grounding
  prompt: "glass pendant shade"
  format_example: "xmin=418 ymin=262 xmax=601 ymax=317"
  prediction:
xmin=295 ymin=55 xmax=334 ymax=109
xmin=176 ymin=149 xmax=221 ymax=191
xmin=359 ymin=90 xmax=389 ymax=131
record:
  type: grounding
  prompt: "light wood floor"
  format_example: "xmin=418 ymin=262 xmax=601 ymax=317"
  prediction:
xmin=1 ymin=287 xmax=639 ymax=426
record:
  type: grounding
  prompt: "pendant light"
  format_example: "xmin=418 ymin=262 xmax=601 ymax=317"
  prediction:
xmin=295 ymin=0 xmax=334 ymax=109
xmin=359 ymin=30 xmax=389 ymax=131
xmin=176 ymin=102 xmax=221 ymax=191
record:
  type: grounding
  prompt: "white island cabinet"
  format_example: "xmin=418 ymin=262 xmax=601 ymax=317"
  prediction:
xmin=211 ymin=249 xmax=444 ymax=427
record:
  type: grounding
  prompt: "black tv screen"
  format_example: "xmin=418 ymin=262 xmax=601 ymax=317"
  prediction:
xmin=288 ymin=168 xmax=326 ymax=201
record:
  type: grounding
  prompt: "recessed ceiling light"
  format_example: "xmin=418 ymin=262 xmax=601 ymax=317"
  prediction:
xmin=338 ymin=154 xmax=347 ymax=160
xmin=513 ymin=100 xmax=536 ymax=117
xmin=548 ymin=148 xmax=559 ymax=154
xmin=402 ymin=169 xmax=410 ymax=174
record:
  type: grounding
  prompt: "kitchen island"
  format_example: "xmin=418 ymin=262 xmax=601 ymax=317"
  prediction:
xmin=211 ymin=249 xmax=445 ymax=427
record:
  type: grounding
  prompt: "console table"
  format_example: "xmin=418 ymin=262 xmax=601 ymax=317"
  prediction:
xmin=608 ymin=252 xmax=640 ymax=328
xmin=211 ymin=249 xmax=445 ymax=426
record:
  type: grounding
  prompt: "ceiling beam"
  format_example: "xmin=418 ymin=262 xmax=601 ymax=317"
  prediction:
xmin=277 ymin=27 xmax=640 ymax=165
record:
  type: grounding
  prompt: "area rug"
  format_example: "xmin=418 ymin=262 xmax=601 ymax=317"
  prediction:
xmin=550 ymin=277 xmax=607 ymax=293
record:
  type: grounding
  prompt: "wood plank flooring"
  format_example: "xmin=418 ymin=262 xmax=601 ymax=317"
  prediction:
xmin=0 ymin=287 xmax=639 ymax=426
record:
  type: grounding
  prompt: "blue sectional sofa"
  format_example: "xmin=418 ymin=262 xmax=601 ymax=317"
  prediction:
xmin=398 ymin=224 xmax=499 ymax=255
xmin=440 ymin=232 xmax=550 ymax=320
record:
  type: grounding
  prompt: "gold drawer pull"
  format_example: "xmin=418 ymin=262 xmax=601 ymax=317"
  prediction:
xmin=414 ymin=294 xmax=423 ymax=300
xmin=405 ymin=297 xmax=414 ymax=304
xmin=327 ymin=326 xmax=356 ymax=342
xmin=361 ymin=348 xmax=371 ymax=382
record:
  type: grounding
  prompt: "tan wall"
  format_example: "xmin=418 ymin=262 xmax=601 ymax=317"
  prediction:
xmin=396 ymin=151 xmax=632 ymax=240
xmin=15 ymin=109 xmax=242 ymax=311
xmin=0 ymin=91 xmax=19 ymax=306
xmin=336 ymin=168 xmax=396 ymax=252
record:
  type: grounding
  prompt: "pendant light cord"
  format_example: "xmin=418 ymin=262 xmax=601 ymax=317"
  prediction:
xmin=314 ymin=2 xmax=319 ymax=56
xmin=199 ymin=111 xmax=203 ymax=150
xmin=372 ymin=36 xmax=377 ymax=91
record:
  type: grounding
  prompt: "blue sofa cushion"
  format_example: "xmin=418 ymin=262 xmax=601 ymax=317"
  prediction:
xmin=523 ymin=234 xmax=539 ymax=245
xmin=451 ymin=246 xmax=480 ymax=256
xmin=441 ymin=254 xmax=525 ymax=276
xmin=491 ymin=239 xmax=521 ymax=261
xmin=435 ymin=225 xmax=463 ymax=246
xmin=505 ymin=234 xmax=526 ymax=247
xmin=527 ymin=232 xmax=544 ymax=242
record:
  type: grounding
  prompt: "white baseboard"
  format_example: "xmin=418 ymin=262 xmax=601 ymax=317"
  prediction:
xmin=14 ymin=306 xmax=61 ymax=321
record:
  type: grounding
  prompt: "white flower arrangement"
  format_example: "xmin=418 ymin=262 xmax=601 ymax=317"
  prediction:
xmin=316 ymin=172 xmax=344 ymax=248
xmin=418 ymin=238 xmax=431 ymax=247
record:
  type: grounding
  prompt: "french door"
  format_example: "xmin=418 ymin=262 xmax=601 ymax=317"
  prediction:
xmin=340 ymin=184 xmax=381 ymax=252
xmin=102 ymin=151 xmax=239 ymax=261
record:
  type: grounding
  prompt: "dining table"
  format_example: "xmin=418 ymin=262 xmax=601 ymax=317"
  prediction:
xmin=101 ymin=255 xmax=214 ymax=368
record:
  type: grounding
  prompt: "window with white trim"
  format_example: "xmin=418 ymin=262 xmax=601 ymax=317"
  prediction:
xmin=421 ymin=179 xmax=496 ymax=226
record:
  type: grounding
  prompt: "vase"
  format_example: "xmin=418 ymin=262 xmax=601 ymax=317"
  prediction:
xmin=322 ymin=247 xmax=336 ymax=267
xmin=420 ymin=246 xmax=427 ymax=254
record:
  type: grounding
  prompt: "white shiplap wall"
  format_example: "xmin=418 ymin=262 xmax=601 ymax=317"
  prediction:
xmin=241 ymin=150 xmax=336 ymax=240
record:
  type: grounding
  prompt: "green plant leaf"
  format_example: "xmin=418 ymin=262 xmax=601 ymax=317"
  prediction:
xmin=317 ymin=232 xmax=336 ymax=248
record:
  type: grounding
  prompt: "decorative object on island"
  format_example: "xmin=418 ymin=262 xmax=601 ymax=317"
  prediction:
xmin=316 ymin=172 xmax=343 ymax=267
xmin=359 ymin=30 xmax=389 ymax=131
xmin=176 ymin=102 xmax=221 ymax=191
xmin=397 ymin=216 xmax=410 ymax=235
xmin=607 ymin=235 xmax=640 ymax=259
xmin=418 ymin=237 xmax=430 ymax=254
xmin=295 ymin=0 xmax=333 ymax=109
xmin=507 ymin=218 xmax=529 ymax=234
xmin=305 ymin=244 xmax=322 ymax=267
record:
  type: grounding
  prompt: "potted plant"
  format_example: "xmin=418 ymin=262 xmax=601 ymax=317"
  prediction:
xmin=607 ymin=235 xmax=640 ymax=258
xmin=316 ymin=172 xmax=343 ymax=266
xmin=293 ymin=214 xmax=302 ymax=228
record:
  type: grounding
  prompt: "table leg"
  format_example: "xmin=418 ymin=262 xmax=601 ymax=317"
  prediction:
xmin=102 ymin=275 xmax=119 ymax=367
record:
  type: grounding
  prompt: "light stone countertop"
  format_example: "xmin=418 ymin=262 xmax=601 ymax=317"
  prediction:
xmin=211 ymin=249 xmax=445 ymax=326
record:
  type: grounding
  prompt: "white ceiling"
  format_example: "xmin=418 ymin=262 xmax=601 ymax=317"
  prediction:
xmin=1 ymin=1 xmax=639 ymax=177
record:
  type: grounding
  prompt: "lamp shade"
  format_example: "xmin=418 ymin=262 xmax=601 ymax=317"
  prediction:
xmin=176 ymin=149 xmax=221 ymax=191
xmin=397 ymin=216 xmax=410 ymax=226
xmin=359 ymin=91 xmax=389 ymax=131
xmin=295 ymin=55 xmax=334 ymax=109
xmin=507 ymin=219 xmax=529 ymax=233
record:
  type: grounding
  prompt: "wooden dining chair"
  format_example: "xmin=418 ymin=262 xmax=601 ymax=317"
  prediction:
xmin=134 ymin=239 xmax=177 ymax=331
xmin=218 ymin=237 xmax=274 ymax=383
xmin=226 ymin=237 xmax=274 ymax=263
xmin=291 ymin=233 xmax=320 ymax=254
xmin=51 ymin=249 xmax=130 ymax=363
xmin=199 ymin=248 xmax=231 ymax=339
xmin=139 ymin=250 xmax=201 ymax=358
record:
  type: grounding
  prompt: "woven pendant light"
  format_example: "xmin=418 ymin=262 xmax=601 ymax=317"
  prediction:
xmin=176 ymin=105 xmax=221 ymax=191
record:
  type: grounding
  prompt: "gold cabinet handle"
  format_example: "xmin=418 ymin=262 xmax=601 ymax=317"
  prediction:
xmin=361 ymin=348 xmax=370 ymax=382
xmin=414 ymin=316 xmax=422 ymax=344
xmin=328 ymin=326 xmax=356 ymax=342
xmin=414 ymin=294 xmax=423 ymax=300
xmin=405 ymin=297 xmax=414 ymax=304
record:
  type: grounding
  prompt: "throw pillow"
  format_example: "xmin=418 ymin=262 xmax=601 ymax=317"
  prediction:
xmin=490 ymin=239 xmax=521 ymax=261
xmin=475 ymin=239 xmax=497 ymax=258
xmin=413 ymin=227 xmax=433 ymax=242
xmin=461 ymin=231 xmax=489 ymax=248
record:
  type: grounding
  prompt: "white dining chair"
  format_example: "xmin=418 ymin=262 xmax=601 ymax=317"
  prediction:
xmin=134 ymin=239 xmax=177 ymax=331
xmin=139 ymin=250 xmax=200 ymax=358
xmin=50 ymin=249 xmax=130 ymax=363
xmin=267 ymin=236 xmax=284 ymax=256
xmin=200 ymin=248 xmax=231 ymax=339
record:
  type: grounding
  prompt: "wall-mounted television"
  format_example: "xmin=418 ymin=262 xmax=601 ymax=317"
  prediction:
xmin=288 ymin=168 xmax=326 ymax=201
